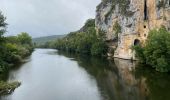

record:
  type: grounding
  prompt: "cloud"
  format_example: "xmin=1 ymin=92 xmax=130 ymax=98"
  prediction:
xmin=0 ymin=0 xmax=100 ymax=37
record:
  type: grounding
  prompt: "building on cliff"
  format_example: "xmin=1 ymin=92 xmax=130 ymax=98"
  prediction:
xmin=96 ymin=0 xmax=170 ymax=60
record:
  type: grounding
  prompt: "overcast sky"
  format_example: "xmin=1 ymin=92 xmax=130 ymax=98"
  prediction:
xmin=0 ymin=0 xmax=100 ymax=38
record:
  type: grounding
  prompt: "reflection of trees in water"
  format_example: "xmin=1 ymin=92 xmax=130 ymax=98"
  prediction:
xmin=135 ymin=65 xmax=170 ymax=100
xmin=0 ymin=60 xmax=29 ymax=82
xmin=57 ymin=51 xmax=118 ymax=100
xmin=57 ymin=51 xmax=170 ymax=100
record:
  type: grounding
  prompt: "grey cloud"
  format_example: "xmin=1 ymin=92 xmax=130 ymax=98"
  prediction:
xmin=0 ymin=0 xmax=100 ymax=37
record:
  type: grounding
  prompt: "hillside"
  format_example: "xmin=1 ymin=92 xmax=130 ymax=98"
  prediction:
xmin=33 ymin=35 xmax=66 ymax=45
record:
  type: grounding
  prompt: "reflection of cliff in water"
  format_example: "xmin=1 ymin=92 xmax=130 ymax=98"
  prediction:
xmin=57 ymin=51 xmax=151 ymax=100
xmin=114 ymin=58 xmax=149 ymax=100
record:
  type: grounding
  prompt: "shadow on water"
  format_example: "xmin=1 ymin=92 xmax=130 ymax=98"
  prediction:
xmin=57 ymin=51 xmax=170 ymax=100
xmin=0 ymin=56 xmax=32 ymax=82
xmin=134 ymin=64 xmax=170 ymax=100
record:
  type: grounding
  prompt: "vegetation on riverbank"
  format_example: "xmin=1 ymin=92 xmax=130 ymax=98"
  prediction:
xmin=32 ymin=35 xmax=66 ymax=46
xmin=133 ymin=27 xmax=170 ymax=72
xmin=0 ymin=81 xmax=21 ymax=95
xmin=41 ymin=18 xmax=170 ymax=73
xmin=0 ymin=11 xmax=33 ymax=95
xmin=40 ymin=19 xmax=108 ymax=56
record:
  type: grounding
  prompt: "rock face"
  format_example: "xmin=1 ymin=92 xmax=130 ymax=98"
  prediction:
xmin=96 ymin=0 xmax=170 ymax=60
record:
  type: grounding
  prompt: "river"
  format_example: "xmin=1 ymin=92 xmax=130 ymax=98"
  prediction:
xmin=1 ymin=49 xmax=170 ymax=100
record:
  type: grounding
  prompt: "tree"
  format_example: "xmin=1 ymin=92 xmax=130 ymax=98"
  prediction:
xmin=17 ymin=32 xmax=32 ymax=45
xmin=0 ymin=11 xmax=33 ymax=93
xmin=0 ymin=11 xmax=7 ymax=70
xmin=144 ymin=27 xmax=170 ymax=72
xmin=134 ymin=27 xmax=170 ymax=72
xmin=91 ymin=40 xmax=108 ymax=56
xmin=45 ymin=19 xmax=108 ymax=56
xmin=0 ymin=11 xmax=7 ymax=43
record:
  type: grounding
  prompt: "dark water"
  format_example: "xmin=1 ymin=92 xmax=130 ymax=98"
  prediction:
xmin=1 ymin=49 xmax=170 ymax=100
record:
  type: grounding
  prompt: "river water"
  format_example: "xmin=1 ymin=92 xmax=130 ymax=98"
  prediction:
xmin=1 ymin=49 xmax=170 ymax=100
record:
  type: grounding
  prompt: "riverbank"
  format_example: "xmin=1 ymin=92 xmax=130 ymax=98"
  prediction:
xmin=0 ymin=81 xmax=21 ymax=95
xmin=1 ymin=49 xmax=170 ymax=100
xmin=0 ymin=51 xmax=33 ymax=96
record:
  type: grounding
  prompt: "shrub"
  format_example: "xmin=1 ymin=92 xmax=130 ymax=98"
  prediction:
xmin=91 ymin=41 xmax=108 ymax=56
xmin=134 ymin=27 xmax=170 ymax=72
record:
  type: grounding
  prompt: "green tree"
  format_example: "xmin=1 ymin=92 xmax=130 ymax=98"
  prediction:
xmin=47 ymin=19 xmax=108 ymax=56
xmin=91 ymin=40 xmax=108 ymax=56
xmin=0 ymin=11 xmax=7 ymax=40
xmin=0 ymin=11 xmax=33 ymax=94
xmin=134 ymin=27 xmax=170 ymax=72
xmin=0 ymin=11 xmax=7 ymax=71
xmin=17 ymin=32 xmax=32 ymax=45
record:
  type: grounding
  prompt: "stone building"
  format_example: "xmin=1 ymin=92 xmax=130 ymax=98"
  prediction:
xmin=96 ymin=0 xmax=170 ymax=60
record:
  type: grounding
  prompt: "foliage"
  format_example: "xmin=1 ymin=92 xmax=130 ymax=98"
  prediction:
xmin=132 ymin=45 xmax=145 ymax=63
xmin=17 ymin=32 xmax=32 ymax=45
xmin=3 ymin=33 xmax=33 ymax=64
xmin=0 ymin=11 xmax=33 ymax=95
xmin=0 ymin=12 xmax=7 ymax=38
xmin=42 ymin=19 xmax=108 ymax=56
xmin=83 ymin=19 xmax=95 ymax=29
xmin=32 ymin=35 xmax=66 ymax=46
xmin=0 ymin=12 xmax=33 ymax=74
xmin=113 ymin=21 xmax=121 ymax=39
xmin=133 ymin=27 xmax=170 ymax=72
xmin=91 ymin=40 xmax=108 ymax=56
xmin=0 ymin=81 xmax=21 ymax=95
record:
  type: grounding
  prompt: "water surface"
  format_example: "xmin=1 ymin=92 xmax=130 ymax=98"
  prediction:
xmin=1 ymin=49 xmax=170 ymax=100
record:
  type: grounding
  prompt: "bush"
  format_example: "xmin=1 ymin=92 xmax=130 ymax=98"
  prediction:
xmin=132 ymin=45 xmax=145 ymax=63
xmin=134 ymin=27 xmax=170 ymax=72
xmin=91 ymin=41 xmax=108 ymax=56
xmin=0 ymin=81 xmax=21 ymax=95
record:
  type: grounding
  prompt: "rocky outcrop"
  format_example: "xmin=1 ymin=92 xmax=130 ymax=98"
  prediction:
xmin=96 ymin=0 xmax=170 ymax=60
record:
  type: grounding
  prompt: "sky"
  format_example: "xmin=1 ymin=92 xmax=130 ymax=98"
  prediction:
xmin=0 ymin=0 xmax=100 ymax=38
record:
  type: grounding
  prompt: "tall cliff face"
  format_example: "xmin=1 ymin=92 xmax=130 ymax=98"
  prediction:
xmin=96 ymin=0 xmax=170 ymax=60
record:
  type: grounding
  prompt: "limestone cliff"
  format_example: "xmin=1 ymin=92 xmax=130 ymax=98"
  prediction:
xmin=95 ymin=0 xmax=170 ymax=60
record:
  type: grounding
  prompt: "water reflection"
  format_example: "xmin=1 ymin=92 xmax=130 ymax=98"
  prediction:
xmin=1 ymin=49 xmax=170 ymax=100
xmin=58 ymin=51 xmax=170 ymax=100
xmin=134 ymin=64 xmax=170 ymax=100
xmin=114 ymin=58 xmax=149 ymax=100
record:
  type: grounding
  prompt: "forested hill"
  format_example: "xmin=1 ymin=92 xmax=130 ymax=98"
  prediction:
xmin=32 ymin=35 xmax=66 ymax=45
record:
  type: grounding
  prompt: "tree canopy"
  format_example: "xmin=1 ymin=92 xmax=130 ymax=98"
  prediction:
xmin=0 ymin=12 xmax=33 ymax=74
xmin=39 ymin=19 xmax=108 ymax=56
